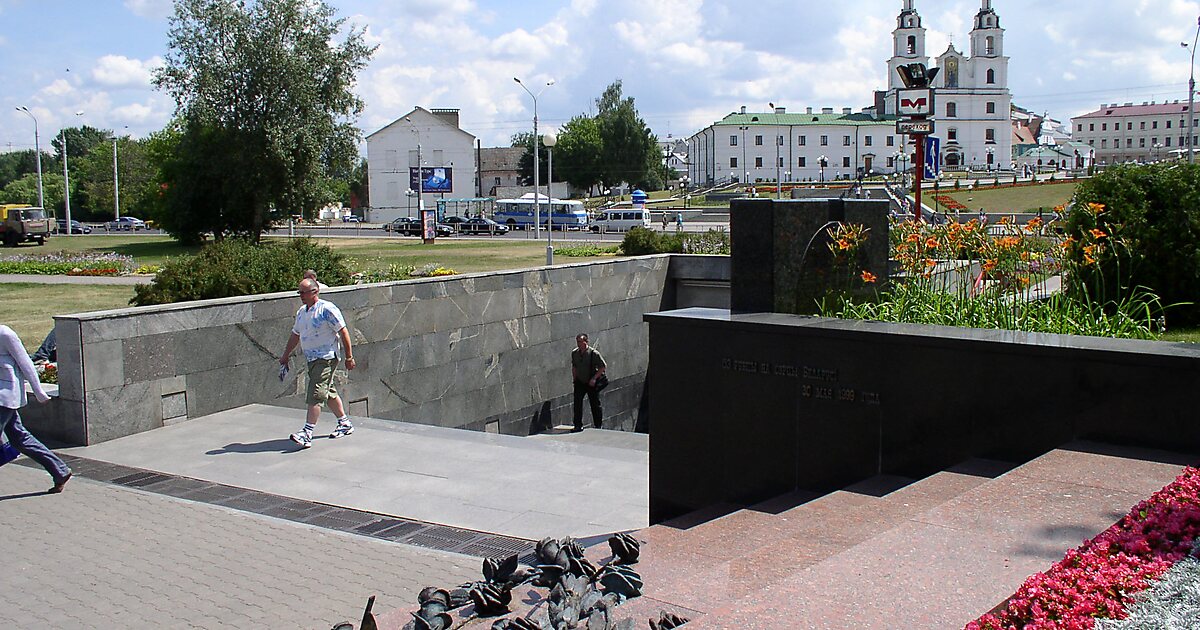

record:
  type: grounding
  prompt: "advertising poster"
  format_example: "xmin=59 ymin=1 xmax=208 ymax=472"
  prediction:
xmin=422 ymin=210 xmax=437 ymax=240
xmin=410 ymin=167 xmax=453 ymax=193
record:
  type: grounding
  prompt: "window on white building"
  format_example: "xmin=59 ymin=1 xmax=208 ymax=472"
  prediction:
xmin=986 ymin=68 xmax=995 ymax=84
xmin=755 ymin=135 xmax=763 ymax=146
xmin=798 ymin=157 xmax=807 ymax=167
xmin=778 ymin=135 xmax=784 ymax=146
xmin=730 ymin=157 xmax=738 ymax=167
xmin=778 ymin=157 xmax=784 ymax=167
xmin=887 ymin=136 xmax=895 ymax=146
xmin=985 ymin=128 xmax=995 ymax=142
xmin=842 ymin=156 xmax=851 ymax=167
xmin=842 ymin=136 xmax=851 ymax=146
xmin=820 ymin=135 xmax=829 ymax=146
xmin=986 ymin=102 xmax=995 ymax=114
xmin=947 ymin=128 xmax=957 ymax=140
xmin=864 ymin=136 xmax=873 ymax=146
xmin=1101 ymin=139 xmax=1107 ymax=148
xmin=907 ymin=35 xmax=916 ymax=54
xmin=1166 ymin=137 xmax=1172 ymax=147
xmin=947 ymin=102 xmax=957 ymax=117
xmin=730 ymin=135 xmax=738 ymax=146
xmin=755 ymin=157 xmax=763 ymax=167
xmin=799 ymin=136 xmax=806 ymax=146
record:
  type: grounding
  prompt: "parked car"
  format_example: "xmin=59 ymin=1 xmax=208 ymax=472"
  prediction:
xmin=384 ymin=217 xmax=454 ymax=237
xmin=442 ymin=216 xmax=469 ymax=229
xmin=460 ymin=217 xmax=509 ymax=235
xmin=589 ymin=209 xmax=653 ymax=233
xmin=105 ymin=216 xmax=147 ymax=231
xmin=341 ymin=215 xmax=361 ymax=223
xmin=55 ymin=219 xmax=93 ymax=234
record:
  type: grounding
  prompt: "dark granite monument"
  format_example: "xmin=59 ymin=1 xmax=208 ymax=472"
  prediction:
xmin=644 ymin=198 xmax=1200 ymax=523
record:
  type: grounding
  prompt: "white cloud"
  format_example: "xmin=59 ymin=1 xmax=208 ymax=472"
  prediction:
xmin=41 ymin=79 xmax=74 ymax=98
xmin=123 ymin=0 xmax=173 ymax=20
xmin=91 ymin=55 xmax=161 ymax=89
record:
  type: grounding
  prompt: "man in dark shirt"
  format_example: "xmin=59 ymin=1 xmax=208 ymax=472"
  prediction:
xmin=570 ymin=333 xmax=606 ymax=432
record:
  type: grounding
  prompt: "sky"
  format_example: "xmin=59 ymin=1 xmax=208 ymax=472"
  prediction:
xmin=2 ymin=0 xmax=1200 ymax=155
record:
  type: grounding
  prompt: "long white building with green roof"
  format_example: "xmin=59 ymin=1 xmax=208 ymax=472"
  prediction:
xmin=687 ymin=0 xmax=1012 ymax=187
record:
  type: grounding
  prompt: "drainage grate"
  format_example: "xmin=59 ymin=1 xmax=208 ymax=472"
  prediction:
xmin=40 ymin=455 xmax=538 ymax=559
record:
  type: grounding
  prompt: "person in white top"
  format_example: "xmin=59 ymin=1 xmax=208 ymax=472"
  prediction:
xmin=278 ymin=278 xmax=356 ymax=448
xmin=0 ymin=325 xmax=72 ymax=492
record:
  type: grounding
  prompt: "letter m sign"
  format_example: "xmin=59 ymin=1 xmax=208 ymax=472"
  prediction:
xmin=897 ymin=89 xmax=933 ymax=116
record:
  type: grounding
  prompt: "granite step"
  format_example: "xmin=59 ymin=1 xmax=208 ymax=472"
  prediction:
xmin=692 ymin=443 xmax=1192 ymax=629
xmin=625 ymin=462 xmax=1003 ymax=618
xmin=529 ymin=426 xmax=650 ymax=452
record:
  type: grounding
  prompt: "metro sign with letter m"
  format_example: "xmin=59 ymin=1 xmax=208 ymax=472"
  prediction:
xmin=897 ymin=88 xmax=933 ymax=116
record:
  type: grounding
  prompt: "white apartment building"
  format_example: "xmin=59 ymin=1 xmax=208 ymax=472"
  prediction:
xmin=366 ymin=107 xmax=477 ymax=224
xmin=1071 ymin=102 xmax=1200 ymax=165
xmin=687 ymin=0 xmax=1013 ymax=185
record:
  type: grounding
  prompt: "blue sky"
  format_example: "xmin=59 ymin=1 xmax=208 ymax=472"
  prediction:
xmin=2 ymin=0 xmax=1199 ymax=153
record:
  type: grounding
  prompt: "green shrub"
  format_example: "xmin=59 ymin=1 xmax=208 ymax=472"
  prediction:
xmin=621 ymin=227 xmax=677 ymax=255
xmin=683 ymin=229 xmax=731 ymax=255
xmin=131 ymin=237 xmax=352 ymax=305
xmin=556 ymin=244 xmax=620 ymax=257
xmin=1068 ymin=163 xmax=1200 ymax=325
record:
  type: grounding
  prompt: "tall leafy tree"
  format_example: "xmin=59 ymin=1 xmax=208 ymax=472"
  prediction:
xmin=153 ymin=0 xmax=375 ymax=242
xmin=595 ymin=80 xmax=659 ymax=190
xmin=74 ymin=135 xmax=158 ymax=222
xmin=555 ymin=115 xmax=604 ymax=193
xmin=50 ymin=126 xmax=113 ymax=162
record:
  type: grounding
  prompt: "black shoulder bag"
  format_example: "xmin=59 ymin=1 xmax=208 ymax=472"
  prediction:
xmin=591 ymin=350 xmax=610 ymax=391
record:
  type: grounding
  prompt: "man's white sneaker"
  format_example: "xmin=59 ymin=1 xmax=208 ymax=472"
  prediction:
xmin=329 ymin=422 xmax=354 ymax=439
xmin=290 ymin=431 xmax=313 ymax=448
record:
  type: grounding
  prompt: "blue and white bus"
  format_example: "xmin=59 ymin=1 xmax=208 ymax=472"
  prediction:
xmin=493 ymin=193 xmax=588 ymax=230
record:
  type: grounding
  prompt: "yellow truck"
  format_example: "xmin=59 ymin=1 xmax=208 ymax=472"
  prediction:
xmin=0 ymin=204 xmax=52 ymax=247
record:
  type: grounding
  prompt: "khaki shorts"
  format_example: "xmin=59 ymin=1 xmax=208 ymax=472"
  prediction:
xmin=305 ymin=358 xmax=339 ymax=406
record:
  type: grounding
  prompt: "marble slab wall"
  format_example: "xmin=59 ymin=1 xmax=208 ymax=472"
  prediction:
xmin=49 ymin=256 xmax=679 ymax=445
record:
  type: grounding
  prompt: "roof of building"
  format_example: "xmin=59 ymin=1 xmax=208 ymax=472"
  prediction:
xmin=1074 ymin=101 xmax=1194 ymax=119
xmin=713 ymin=111 xmax=897 ymax=127
xmin=366 ymin=106 xmax=476 ymax=141
xmin=479 ymin=147 xmax=524 ymax=172
xmin=1017 ymin=145 xmax=1073 ymax=158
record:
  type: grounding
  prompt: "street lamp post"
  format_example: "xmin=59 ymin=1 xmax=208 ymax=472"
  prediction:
xmin=818 ymin=155 xmax=827 ymax=183
xmin=543 ymin=130 xmax=557 ymax=266
xmin=738 ymin=125 xmax=749 ymax=186
xmin=61 ymin=111 xmax=83 ymax=235
xmin=1184 ymin=16 xmax=1200 ymax=164
xmin=404 ymin=116 xmax=431 ymax=243
xmin=15 ymin=107 xmax=43 ymax=209
xmin=515 ymin=77 xmax=555 ymax=240
xmin=986 ymin=146 xmax=995 ymax=170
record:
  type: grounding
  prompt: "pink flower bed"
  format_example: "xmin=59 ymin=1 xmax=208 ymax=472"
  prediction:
xmin=967 ymin=467 xmax=1200 ymax=630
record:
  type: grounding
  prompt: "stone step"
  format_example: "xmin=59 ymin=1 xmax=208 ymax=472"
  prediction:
xmin=625 ymin=460 xmax=1009 ymax=619
xmin=693 ymin=444 xmax=1190 ymax=629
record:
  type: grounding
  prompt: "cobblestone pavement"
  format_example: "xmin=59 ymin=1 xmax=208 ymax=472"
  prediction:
xmin=0 ymin=464 xmax=480 ymax=629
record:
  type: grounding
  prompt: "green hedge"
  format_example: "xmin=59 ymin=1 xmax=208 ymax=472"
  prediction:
xmin=1068 ymin=163 xmax=1200 ymax=325
xmin=132 ymin=237 xmax=351 ymax=305
xmin=620 ymin=227 xmax=730 ymax=255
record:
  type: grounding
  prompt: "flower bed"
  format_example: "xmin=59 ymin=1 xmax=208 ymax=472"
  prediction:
xmin=0 ymin=251 xmax=135 ymax=276
xmin=967 ymin=467 xmax=1200 ymax=629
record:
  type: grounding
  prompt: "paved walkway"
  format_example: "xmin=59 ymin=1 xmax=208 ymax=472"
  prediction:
xmin=64 ymin=404 xmax=650 ymax=540
xmin=0 ymin=273 xmax=151 ymax=285
xmin=0 ymin=463 xmax=479 ymax=630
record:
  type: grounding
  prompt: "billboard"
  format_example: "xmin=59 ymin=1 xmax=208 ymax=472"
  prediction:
xmin=409 ymin=167 xmax=453 ymax=193
xmin=924 ymin=136 xmax=941 ymax=180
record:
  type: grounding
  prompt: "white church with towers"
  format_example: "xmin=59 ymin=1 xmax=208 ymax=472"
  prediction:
xmin=883 ymin=0 xmax=1013 ymax=170
xmin=686 ymin=0 xmax=1014 ymax=186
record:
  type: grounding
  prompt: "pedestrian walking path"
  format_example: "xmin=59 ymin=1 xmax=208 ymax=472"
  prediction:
xmin=0 ymin=273 xmax=151 ymax=285
xmin=64 ymin=404 xmax=650 ymax=541
xmin=0 ymin=462 xmax=480 ymax=630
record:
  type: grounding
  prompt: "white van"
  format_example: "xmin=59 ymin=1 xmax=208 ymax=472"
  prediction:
xmin=589 ymin=208 xmax=652 ymax=233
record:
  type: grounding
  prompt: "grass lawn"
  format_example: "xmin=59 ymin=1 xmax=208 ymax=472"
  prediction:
xmin=3 ymin=234 xmax=618 ymax=273
xmin=0 ymin=234 xmax=620 ymax=351
xmin=1161 ymin=329 xmax=1200 ymax=344
xmin=933 ymin=182 xmax=1078 ymax=216
xmin=0 ymin=283 xmax=138 ymax=353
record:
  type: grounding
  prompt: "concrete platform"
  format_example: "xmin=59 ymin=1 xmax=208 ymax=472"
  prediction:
xmin=63 ymin=404 xmax=649 ymax=541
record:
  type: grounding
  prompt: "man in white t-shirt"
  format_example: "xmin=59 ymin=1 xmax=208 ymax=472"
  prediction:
xmin=278 ymin=278 xmax=357 ymax=448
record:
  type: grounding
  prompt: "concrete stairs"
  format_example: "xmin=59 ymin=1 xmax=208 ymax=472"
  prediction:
xmin=627 ymin=443 xmax=1190 ymax=629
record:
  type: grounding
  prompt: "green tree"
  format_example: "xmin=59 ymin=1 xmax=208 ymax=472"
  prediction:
xmin=595 ymin=80 xmax=659 ymax=190
xmin=153 ymin=0 xmax=375 ymax=243
xmin=2 ymin=172 xmax=65 ymax=209
xmin=50 ymin=126 xmax=113 ymax=162
xmin=74 ymin=135 xmax=158 ymax=222
xmin=555 ymin=115 xmax=604 ymax=193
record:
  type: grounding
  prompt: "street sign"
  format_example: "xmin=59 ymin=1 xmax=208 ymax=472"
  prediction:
xmin=924 ymin=136 xmax=941 ymax=179
xmin=897 ymin=88 xmax=934 ymax=116
xmin=897 ymin=119 xmax=935 ymax=135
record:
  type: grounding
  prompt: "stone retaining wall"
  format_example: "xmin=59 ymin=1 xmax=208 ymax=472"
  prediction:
xmin=36 ymin=255 xmax=726 ymax=445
